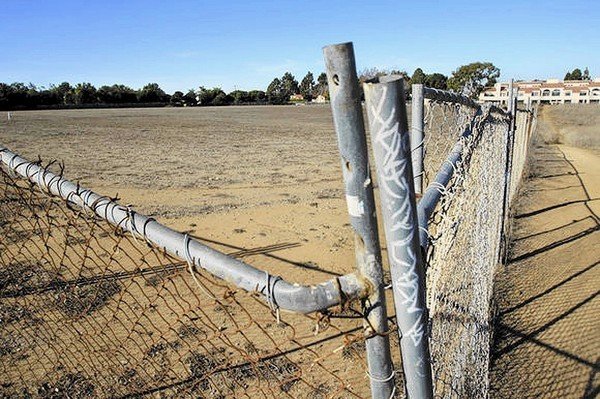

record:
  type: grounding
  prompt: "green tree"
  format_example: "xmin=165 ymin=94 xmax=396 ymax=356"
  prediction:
xmin=96 ymin=84 xmax=137 ymax=104
xmin=571 ymin=68 xmax=583 ymax=80
xmin=197 ymin=87 xmax=226 ymax=106
xmin=183 ymin=89 xmax=197 ymax=106
xmin=229 ymin=90 xmax=250 ymax=104
xmin=411 ymin=68 xmax=427 ymax=85
xmin=447 ymin=62 xmax=500 ymax=98
xmin=248 ymin=90 xmax=266 ymax=103
xmin=50 ymin=82 xmax=75 ymax=104
xmin=138 ymin=83 xmax=168 ymax=103
xmin=425 ymin=73 xmax=448 ymax=90
xmin=170 ymin=91 xmax=184 ymax=106
xmin=299 ymin=72 xmax=314 ymax=100
xmin=280 ymin=72 xmax=299 ymax=98
xmin=314 ymin=72 xmax=329 ymax=99
xmin=564 ymin=71 xmax=572 ymax=80
xmin=73 ymin=83 xmax=98 ymax=104
xmin=212 ymin=92 xmax=233 ymax=106
xmin=266 ymin=78 xmax=286 ymax=104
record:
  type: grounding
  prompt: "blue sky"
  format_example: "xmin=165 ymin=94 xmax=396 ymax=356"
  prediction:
xmin=1 ymin=1 xmax=598 ymax=93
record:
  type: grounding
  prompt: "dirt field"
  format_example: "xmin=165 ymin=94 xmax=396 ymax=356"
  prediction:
xmin=0 ymin=106 xmax=362 ymax=286
xmin=490 ymin=106 xmax=600 ymax=397
xmin=535 ymin=104 xmax=600 ymax=150
xmin=1 ymin=106 xmax=398 ymax=397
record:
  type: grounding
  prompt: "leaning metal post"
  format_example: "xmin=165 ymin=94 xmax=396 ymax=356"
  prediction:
xmin=411 ymin=84 xmax=425 ymax=195
xmin=364 ymin=76 xmax=434 ymax=399
xmin=323 ymin=42 xmax=395 ymax=399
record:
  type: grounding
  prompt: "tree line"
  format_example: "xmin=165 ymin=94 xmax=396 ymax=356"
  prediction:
xmin=564 ymin=67 xmax=592 ymax=81
xmin=1 ymin=61 xmax=506 ymax=110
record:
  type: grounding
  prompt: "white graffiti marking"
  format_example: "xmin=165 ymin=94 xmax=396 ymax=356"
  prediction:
xmin=369 ymin=86 xmax=425 ymax=347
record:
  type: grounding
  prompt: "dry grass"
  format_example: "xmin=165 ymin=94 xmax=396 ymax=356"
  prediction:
xmin=535 ymin=104 xmax=600 ymax=148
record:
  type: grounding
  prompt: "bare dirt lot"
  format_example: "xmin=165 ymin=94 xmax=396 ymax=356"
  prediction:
xmin=1 ymin=106 xmax=395 ymax=398
xmin=0 ymin=106 xmax=359 ymax=286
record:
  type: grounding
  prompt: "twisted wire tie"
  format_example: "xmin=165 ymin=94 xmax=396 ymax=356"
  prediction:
xmin=366 ymin=369 xmax=396 ymax=399
xmin=264 ymin=270 xmax=281 ymax=324
xmin=183 ymin=233 xmax=217 ymax=300
xmin=7 ymin=154 xmax=19 ymax=178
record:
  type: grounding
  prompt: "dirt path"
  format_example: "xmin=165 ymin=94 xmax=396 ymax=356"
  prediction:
xmin=489 ymin=143 xmax=600 ymax=398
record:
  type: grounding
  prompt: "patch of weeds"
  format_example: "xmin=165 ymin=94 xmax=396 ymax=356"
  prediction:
xmin=0 ymin=334 xmax=24 ymax=356
xmin=54 ymin=280 xmax=121 ymax=318
xmin=144 ymin=268 xmax=178 ymax=287
xmin=37 ymin=372 xmax=96 ymax=398
xmin=146 ymin=342 xmax=167 ymax=358
xmin=0 ymin=303 xmax=35 ymax=326
xmin=228 ymin=356 xmax=300 ymax=392
xmin=0 ymin=261 xmax=59 ymax=297
xmin=188 ymin=351 xmax=219 ymax=390
xmin=342 ymin=340 xmax=366 ymax=360
xmin=310 ymin=383 xmax=331 ymax=399
xmin=177 ymin=324 xmax=203 ymax=339
xmin=0 ymin=383 xmax=32 ymax=398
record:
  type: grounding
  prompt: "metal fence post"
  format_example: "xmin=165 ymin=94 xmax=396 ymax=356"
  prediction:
xmin=499 ymin=80 xmax=517 ymax=262
xmin=323 ymin=42 xmax=395 ymax=399
xmin=364 ymin=76 xmax=433 ymax=399
xmin=411 ymin=84 xmax=425 ymax=195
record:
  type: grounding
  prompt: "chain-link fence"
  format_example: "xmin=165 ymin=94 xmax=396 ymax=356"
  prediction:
xmin=418 ymin=93 xmax=534 ymax=398
xmin=1 ymin=43 xmax=535 ymax=399
xmin=0 ymin=153 xmax=397 ymax=398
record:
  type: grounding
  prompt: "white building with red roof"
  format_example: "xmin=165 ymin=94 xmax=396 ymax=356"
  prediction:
xmin=479 ymin=78 xmax=600 ymax=105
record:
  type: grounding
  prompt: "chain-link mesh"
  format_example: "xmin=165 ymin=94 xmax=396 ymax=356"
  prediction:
xmin=422 ymin=101 xmax=477 ymax=187
xmin=421 ymin=101 xmax=533 ymax=398
xmin=0 ymin=161 xmax=406 ymax=398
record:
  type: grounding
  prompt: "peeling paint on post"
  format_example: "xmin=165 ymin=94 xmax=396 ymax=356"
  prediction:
xmin=322 ymin=42 xmax=395 ymax=399
xmin=364 ymin=76 xmax=434 ymax=399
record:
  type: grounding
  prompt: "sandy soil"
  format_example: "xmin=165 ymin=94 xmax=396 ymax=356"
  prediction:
xmin=0 ymin=106 xmax=404 ymax=398
xmin=490 ymin=141 xmax=600 ymax=398
xmin=0 ymin=106 xmax=364 ymax=286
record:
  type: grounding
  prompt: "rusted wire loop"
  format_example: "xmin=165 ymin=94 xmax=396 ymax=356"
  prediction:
xmin=183 ymin=233 xmax=217 ymax=301
xmin=264 ymin=270 xmax=282 ymax=323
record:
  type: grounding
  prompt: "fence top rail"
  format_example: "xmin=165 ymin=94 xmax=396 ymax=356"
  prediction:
xmin=416 ymin=104 xmax=507 ymax=250
xmin=422 ymin=87 xmax=479 ymax=109
xmin=0 ymin=146 xmax=368 ymax=314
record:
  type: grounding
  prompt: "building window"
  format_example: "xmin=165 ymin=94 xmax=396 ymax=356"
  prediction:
xmin=542 ymin=89 xmax=550 ymax=96
xmin=564 ymin=91 xmax=571 ymax=96
xmin=531 ymin=91 xmax=538 ymax=96
xmin=580 ymin=91 xmax=587 ymax=96
xmin=552 ymin=89 xmax=561 ymax=96
xmin=592 ymin=89 xmax=600 ymax=96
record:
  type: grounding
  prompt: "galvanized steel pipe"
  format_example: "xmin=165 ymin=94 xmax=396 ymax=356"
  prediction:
xmin=323 ymin=42 xmax=395 ymax=399
xmin=364 ymin=76 xmax=433 ymax=399
xmin=0 ymin=147 xmax=368 ymax=314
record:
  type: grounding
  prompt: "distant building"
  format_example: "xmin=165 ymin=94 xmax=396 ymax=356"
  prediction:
xmin=312 ymin=94 xmax=328 ymax=104
xmin=289 ymin=94 xmax=304 ymax=102
xmin=479 ymin=78 xmax=600 ymax=105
